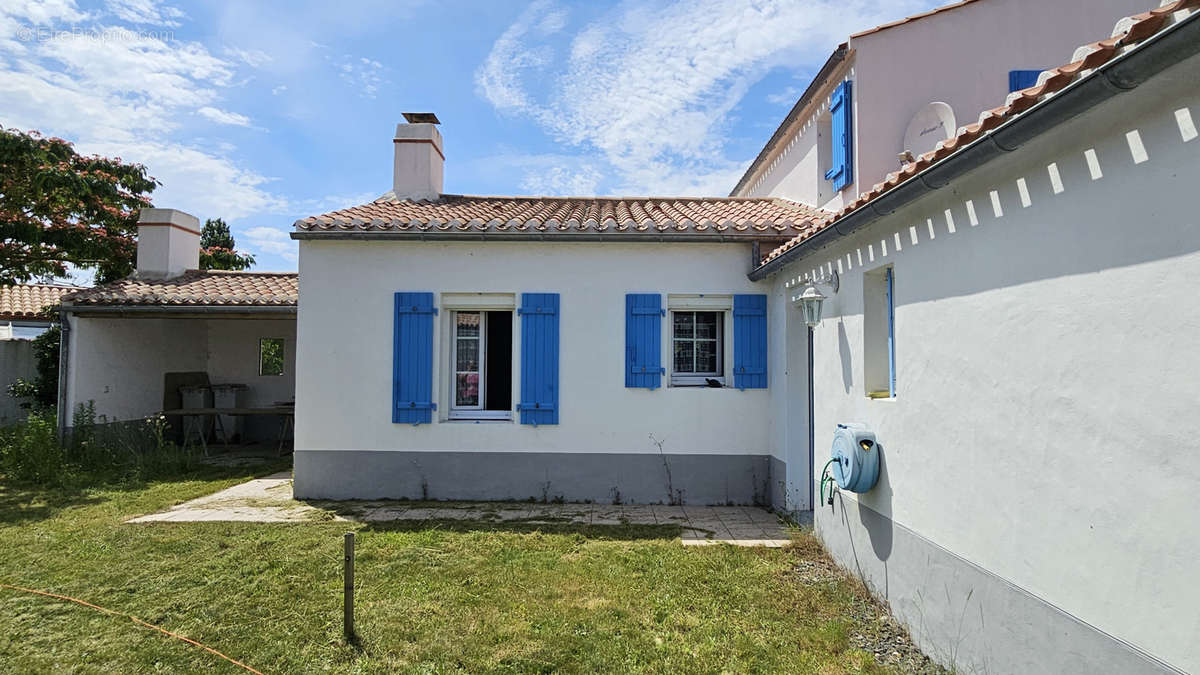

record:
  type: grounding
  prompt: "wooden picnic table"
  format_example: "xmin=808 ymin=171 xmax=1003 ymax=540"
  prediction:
xmin=160 ymin=406 xmax=294 ymax=456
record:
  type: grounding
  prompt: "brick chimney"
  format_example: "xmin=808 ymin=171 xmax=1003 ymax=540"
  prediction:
xmin=393 ymin=112 xmax=443 ymax=201
xmin=136 ymin=208 xmax=200 ymax=279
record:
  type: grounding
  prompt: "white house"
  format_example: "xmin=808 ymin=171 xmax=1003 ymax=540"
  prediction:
xmin=749 ymin=1 xmax=1200 ymax=672
xmin=287 ymin=0 xmax=1200 ymax=672
xmin=291 ymin=114 xmax=823 ymax=504
xmin=58 ymin=210 xmax=298 ymax=443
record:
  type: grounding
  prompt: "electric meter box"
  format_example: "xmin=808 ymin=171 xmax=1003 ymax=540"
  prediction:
xmin=831 ymin=423 xmax=880 ymax=493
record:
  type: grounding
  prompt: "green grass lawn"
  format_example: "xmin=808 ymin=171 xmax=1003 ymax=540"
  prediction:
xmin=0 ymin=462 xmax=933 ymax=673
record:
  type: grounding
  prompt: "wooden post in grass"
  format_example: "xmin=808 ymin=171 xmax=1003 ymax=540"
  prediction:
xmin=344 ymin=531 xmax=355 ymax=640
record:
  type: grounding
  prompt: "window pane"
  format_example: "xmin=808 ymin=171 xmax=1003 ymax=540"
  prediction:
xmin=456 ymin=311 xmax=480 ymax=337
xmin=456 ymin=338 xmax=479 ymax=371
xmin=695 ymin=339 xmax=718 ymax=373
xmin=674 ymin=340 xmax=694 ymax=373
xmin=456 ymin=373 xmax=479 ymax=406
xmin=673 ymin=312 xmax=694 ymax=339
xmin=259 ymin=338 xmax=284 ymax=376
xmin=694 ymin=312 xmax=718 ymax=339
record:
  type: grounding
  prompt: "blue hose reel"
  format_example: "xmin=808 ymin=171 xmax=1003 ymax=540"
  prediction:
xmin=831 ymin=423 xmax=880 ymax=493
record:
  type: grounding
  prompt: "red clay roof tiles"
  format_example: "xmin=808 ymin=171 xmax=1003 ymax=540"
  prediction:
xmin=295 ymin=195 xmax=824 ymax=240
xmin=63 ymin=271 xmax=297 ymax=308
xmin=0 ymin=284 xmax=80 ymax=321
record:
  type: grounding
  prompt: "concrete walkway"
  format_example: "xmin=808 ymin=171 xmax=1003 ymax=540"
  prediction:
xmin=128 ymin=472 xmax=792 ymax=546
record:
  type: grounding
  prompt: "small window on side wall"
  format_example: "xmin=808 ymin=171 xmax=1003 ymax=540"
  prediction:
xmin=863 ymin=267 xmax=895 ymax=398
xmin=259 ymin=338 xmax=285 ymax=376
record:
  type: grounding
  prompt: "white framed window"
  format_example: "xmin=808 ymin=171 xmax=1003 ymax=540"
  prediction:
xmin=449 ymin=309 xmax=513 ymax=419
xmin=670 ymin=310 xmax=724 ymax=386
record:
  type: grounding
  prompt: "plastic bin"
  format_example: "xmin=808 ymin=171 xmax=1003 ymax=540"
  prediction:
xmin=178 ymin=385 xmax=213 ymax=442
xmin=211 ymin=383 xmax=248 ymax=444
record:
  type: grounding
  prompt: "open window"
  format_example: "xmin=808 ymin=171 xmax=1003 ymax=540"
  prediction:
xmin=259 ymin=338 xmax=285 ymax=376
xmin=450 ymin=310 xmax=513 ymax=419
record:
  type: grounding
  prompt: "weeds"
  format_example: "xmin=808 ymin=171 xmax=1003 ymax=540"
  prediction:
xmin=0 ymin=401 xmax=199 ymax=488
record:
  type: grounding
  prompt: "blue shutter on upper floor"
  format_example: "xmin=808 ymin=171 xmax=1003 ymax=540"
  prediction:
xmin=732 ymin=294 xmax=767 ymax=390
xmin=518 ymin=293 xmax=559 ymax=425
xmin=393 ymin=292 xmax=437 ymax=424
xmin=824 ymin=80 xmax=854 ymax=192
xmin=625 ymin=294 xmax=664 ymax=389
xmin=1008 ymin=70 xmax=1042 ymax=92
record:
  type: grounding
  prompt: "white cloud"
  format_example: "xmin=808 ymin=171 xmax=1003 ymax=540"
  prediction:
xmin=477 ymin=0 xmax=932 ymax=195
xmin=243 ymin=225 xmax=297 ymax=263
xmin=328 ymin=53 xmax=384 ymax=98
xmin=225 ymin=46 xmax=271 ymax=68
xmin=271 ymin=84 xmax=287 ymax=95
xmin=104 ymin=0 xmax=184 ymax=27
xmin=197 ymin=105 xmax=250 ymax=126
xmin=766 ymin=85 xmax=802 ymax=105
xmin=0 ymin=1 xmax=285 ymax=223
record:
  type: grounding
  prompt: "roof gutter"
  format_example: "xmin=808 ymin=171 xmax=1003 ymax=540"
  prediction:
xmin=60 ymin=305 xmax=297 ymax=316
xmin=290 ymin=231 xmax=795 ymax=244
xmin=748 ymin=10 xmax=1200 ymax=282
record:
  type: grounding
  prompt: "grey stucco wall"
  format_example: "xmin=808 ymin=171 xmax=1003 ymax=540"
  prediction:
xmin=295 ymin=450 xmax=772 ymax=506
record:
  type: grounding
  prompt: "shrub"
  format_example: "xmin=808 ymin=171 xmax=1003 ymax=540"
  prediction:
xmin=0 ymin=410 xmax=65 ymax=484
xmin=0 ymin=402 xmax=199 ymax=486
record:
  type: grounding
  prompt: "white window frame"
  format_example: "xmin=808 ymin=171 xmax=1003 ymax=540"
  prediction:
xmin=667 ymin=294 xmax=732 ymax=388
xmin=441 ymin=293 xmax=516 ymax=421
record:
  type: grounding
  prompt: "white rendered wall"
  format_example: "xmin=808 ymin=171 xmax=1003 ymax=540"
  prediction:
xmin=772 ymin=55 xmax=1200 ymax=671
xmin=295 ymin=241 xmax=773 ymax=457
xmin=64 ymin=316 xmax=295 ymax=425
xmin=746 ymin=0 xmax=1147 ymax=205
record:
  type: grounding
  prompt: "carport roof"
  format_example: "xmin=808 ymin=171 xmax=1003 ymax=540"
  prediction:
xmin=62 ymin=271 xmax=298 ymax=309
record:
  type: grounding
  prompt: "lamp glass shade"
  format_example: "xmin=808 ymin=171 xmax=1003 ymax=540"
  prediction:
xmin=798 ymin=287 xmax=825 ymax=328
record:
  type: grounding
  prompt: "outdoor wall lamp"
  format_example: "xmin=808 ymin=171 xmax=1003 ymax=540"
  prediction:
xmin=790 ymin=270 xmax=838 ymax=328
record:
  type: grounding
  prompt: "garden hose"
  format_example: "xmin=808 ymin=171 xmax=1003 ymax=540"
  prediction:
xmin=0 ymin=583 xmax=264 ymax=674
xmin=819 ymin=458 xmax=838 ymax=507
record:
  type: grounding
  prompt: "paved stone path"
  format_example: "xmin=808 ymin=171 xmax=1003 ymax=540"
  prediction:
xmin=128 ymin=472 xmax=791 ymax=546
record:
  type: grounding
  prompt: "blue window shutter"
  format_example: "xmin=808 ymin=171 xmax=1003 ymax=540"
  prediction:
xmin=1009 ymin=70 xmax=1041 ymax=92
xmin=518 ymin=293 xmax=559 ymax=425
xmin=625 ymin=294 xmax=664 ymax=389
xmin=732 ymin=294 xmax=767 ymax=390
xmin=824 ymin=80 xmax=854 ymax=191
xmin=393 ymin=292 xmax=437 ymax=424
xmin=886 ymin=268 xmax=896 ymax=397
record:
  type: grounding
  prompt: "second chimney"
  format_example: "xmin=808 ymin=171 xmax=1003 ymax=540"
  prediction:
xmin=393 ymin=112 xmax=443 ymax=201
xmin=136 ymin=208 xmax=200 ymax=279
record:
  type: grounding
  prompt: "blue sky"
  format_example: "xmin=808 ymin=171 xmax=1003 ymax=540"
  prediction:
xmin=0 ymin=0 xmax=943 ymax=277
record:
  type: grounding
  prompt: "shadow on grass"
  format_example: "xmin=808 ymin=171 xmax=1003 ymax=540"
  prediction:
xmin=356 ymin=518 xmax=683 ymax=541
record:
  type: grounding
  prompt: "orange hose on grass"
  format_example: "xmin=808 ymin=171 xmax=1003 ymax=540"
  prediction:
xmin=0 ymin=583 xmax=265 ymax=675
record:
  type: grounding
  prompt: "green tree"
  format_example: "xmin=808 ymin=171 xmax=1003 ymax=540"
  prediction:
xmin=199 ymin=217 xmax=255 ymax=271
xmin=0 ymin=127 xmax=158 ymax=285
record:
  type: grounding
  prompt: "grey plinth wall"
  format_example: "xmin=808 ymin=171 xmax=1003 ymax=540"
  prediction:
xmin=815 ymin=499 xmax=1181 ymax=675
xmin=294 ymin=450 xmax=772 ymax=505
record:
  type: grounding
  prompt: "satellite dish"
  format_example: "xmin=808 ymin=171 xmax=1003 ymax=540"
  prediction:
xmin=902 ymin=102 xmax=956 ymax=159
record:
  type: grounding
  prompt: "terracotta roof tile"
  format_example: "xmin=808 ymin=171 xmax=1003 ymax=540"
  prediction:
xmin=63 ymin=271 xmax=298 ymax=308
xmin=295 ymin=195 xmax=823 ymax=240
xmin=0 ymin=284 xmax=80 ymax=321
xmin=760 ymin=0 xmax=1199 ymax=267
